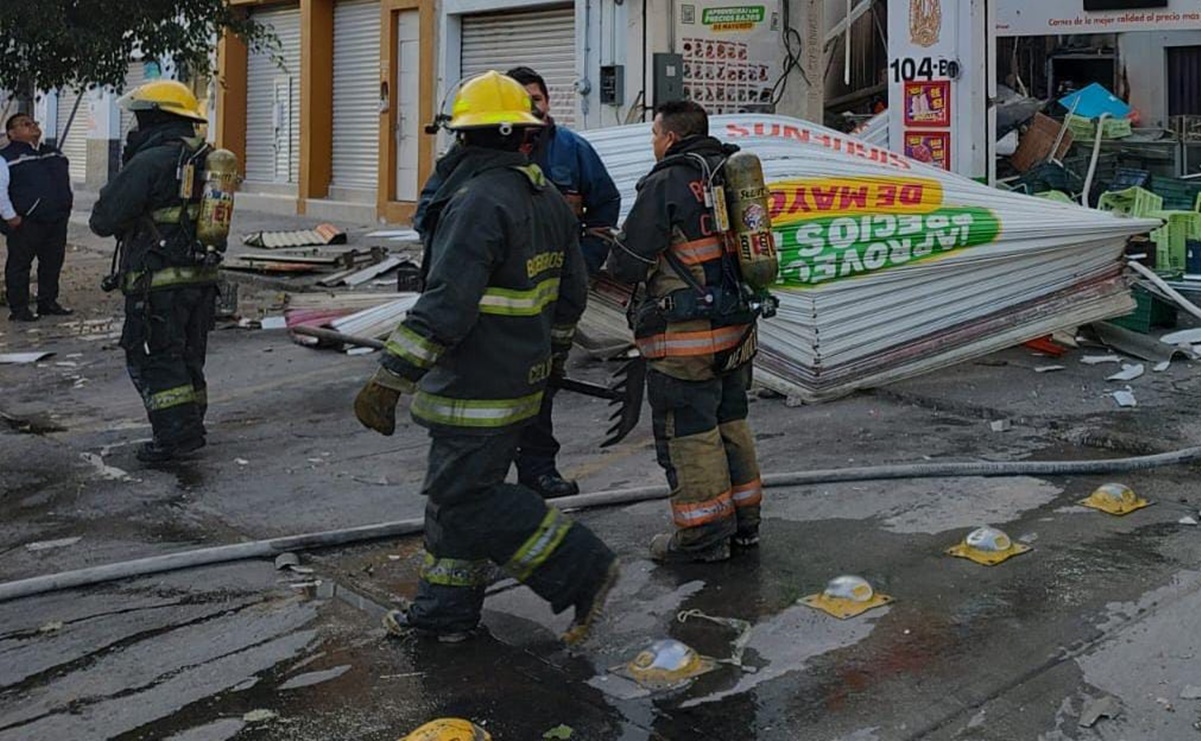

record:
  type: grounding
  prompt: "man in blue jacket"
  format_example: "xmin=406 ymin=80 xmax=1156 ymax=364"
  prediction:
xmin=1 ymin=113 xmax=74 ymax=322
xmin=414 ymin=66 xmax=621 ymax=500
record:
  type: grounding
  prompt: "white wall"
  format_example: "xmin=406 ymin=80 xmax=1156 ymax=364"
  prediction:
xmin=437 ymin=0 xmax=815 ymax=133
xmin=1120 ymin=30 xmax=1201 ymax=129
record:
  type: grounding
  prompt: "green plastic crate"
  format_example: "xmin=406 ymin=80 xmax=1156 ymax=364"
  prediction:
xmin=1149 ymin=210 xmax=1201 ymax=274
xmin=1097 ymin=186 xmax=1163 ymax=217
xmin=1109 ymin=286 xmax=1177 ymax=333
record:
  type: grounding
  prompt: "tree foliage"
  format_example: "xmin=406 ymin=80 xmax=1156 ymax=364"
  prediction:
xmin=0 ymin=0 xmax=277 ymax=95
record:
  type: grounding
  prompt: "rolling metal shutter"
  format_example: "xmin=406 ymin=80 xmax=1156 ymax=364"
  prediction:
xmin=54 ymin=88 xmax=88 ymax=182
xmin=460 ymin=5 xmax=577 ymax=129
xmin=331 ymin=0 xmax=382 ymax=192
xmin=119 ymin=61 xmax=148 ymax=140
xmin=246 ymin=4 xmax=301 ymax=184
xmin=1168 ymin=47 xmax=1201 ymax=117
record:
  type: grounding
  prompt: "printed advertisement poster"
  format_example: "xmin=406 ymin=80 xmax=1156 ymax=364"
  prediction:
xmin=903 ymin=131 xmax=951 ymax=171
xmin=677 ymin=2 xmax=782 ymax=114
xmin=764 ymin=175 xmax=1001 ymax=286
xmin=995 ymin=0 xmax=1201 ymax=36
xmin=903 ymin=80 xmax=950 ymax=127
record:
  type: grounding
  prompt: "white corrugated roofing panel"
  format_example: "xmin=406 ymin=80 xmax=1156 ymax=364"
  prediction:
xmin=581 ymin=114 xmax=1155 ymax=401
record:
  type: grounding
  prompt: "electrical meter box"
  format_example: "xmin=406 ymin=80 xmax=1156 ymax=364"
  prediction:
xmin=600 ymin=65 xmax=624 ymax=106
xmin=653 ymin=53 xmax=685 ymax=106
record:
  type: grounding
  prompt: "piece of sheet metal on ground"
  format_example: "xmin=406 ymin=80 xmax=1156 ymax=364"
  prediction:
xmin=582 ymin=114 xmax=1157 ymax=401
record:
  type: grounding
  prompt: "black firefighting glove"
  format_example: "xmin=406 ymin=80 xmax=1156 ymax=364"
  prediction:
xmin=551 ymin=350 xmax=569 ymax=380
xmin=354 ymin=367 xmax=414 ymax=436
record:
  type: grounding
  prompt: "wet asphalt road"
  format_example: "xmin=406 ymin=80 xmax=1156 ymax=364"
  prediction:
xmin=5 ymin=245 xmax=1201 ymax=739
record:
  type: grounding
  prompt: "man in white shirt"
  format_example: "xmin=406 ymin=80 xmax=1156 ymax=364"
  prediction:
xmin=0 ymin=157 xmax=18 ymax=228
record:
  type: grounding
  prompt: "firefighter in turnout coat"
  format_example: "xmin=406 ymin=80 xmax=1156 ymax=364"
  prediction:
xmin=353 ymin=71 xmax=619 ymax=644
xmin=608 ymin=101 xmax=764 ymax=563
xmin=89 ymin=81 xmax=219 ymax=464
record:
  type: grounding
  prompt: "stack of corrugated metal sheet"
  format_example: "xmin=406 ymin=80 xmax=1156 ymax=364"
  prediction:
xmin=581 ymin=114 xmax=1158 ymax=402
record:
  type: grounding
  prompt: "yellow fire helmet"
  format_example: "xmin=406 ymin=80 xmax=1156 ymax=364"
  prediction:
xmin=447 ymin=71 xmax=543 ymax=131
xmin=117 ymin=79 xmax=207 ymax=122
xmin=399 ymin=718 xmax=491 ymax=741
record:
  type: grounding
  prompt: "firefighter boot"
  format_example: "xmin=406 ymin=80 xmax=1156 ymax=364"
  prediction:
xmin=649 ymin=533 xmax=731 ymax=564
xmin=562 ymin=559 xmax=621 ymax=646
xmin=383 ymin=599 xmax=476 ymax=644
xmin=136 ymin=436 xmax=206 ymax=463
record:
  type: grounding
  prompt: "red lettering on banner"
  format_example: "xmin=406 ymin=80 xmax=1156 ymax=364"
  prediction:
xmin=841 ymin=186 xmax=868 ymax=210
xmin=899 ymin=185 xmax=924 ymax=206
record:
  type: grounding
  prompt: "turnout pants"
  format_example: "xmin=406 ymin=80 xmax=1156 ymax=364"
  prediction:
xmin=515 ymin=388 xmax=561 ymax=481
xmin=121 ymin=285 xmax=215 ymax=447
xmin=408 ymin=429 xmax=616 ymax=633
xmin=4 ymin=218 xmax=68 ymax=312
xmin=648 ymin=364 xmax=763 ymax=552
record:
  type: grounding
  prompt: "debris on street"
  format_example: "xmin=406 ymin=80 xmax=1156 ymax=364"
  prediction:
xmin=242 ymin=223 xmax=347 ymax=248
xmin=1110 ymin=388 xmax=1138 ymax=408
xmin=25 ymin=536 xmax=83 ymax=553
xmin=1106 ymin=363 xmax=1145 ymax=382
xmin=0 ymin=351 xmax=54 ymax=364
xmin=1079 ymin=695 xmax=1122 ymax=728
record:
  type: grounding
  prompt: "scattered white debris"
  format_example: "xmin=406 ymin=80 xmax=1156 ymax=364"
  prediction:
xmin=235 ymin=458 xmax=250 ymax=466
xmin=80 ymin=452 xmax=132 ymax=481
xmin=26 ymin=537 xmax=82 ymax=552
xmin=989 ymin=420 xmax=1012 ymax=432
xmin=1161 ymin=328 xmax=1201 ymax=346
xmin=259 ymin=316 xmax=288 ymax=330
xmin=1156 ymin=697 xmax=1175 ymax=712
xmin=1034 ymin=365 xmax=1066 ymax=373
xmin=0 ymin=352 xmax=54 ymax=364
xmin=345 ymin=346 xmax=376 ymax=356
xmin=1178 ymin=517 xmax=1198 ymax=526
xmin=1110 ymin=387 xmax=1137 ymax=408
xmin=1079 ymin=695 xmax=1122 ymax=727
xmin=242 ymin=709 xmax=278 ymax=724
xmin=1081 ymin=355 xmax=1122 ymax=365
xmin=54 ymin=361 xmax=78 ymax=368
xmin=1106 ymin=363 xmax=1145 ymax=382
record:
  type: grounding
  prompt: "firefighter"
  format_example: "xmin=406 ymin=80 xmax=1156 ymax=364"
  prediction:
xmin=354 ymin=71 xmax=619 ymax=644
xmin=608 ymin=100 xmax=764 ymax=563
xmin=414 ymin=66 xmax=621 ymax=500
xmin=89 ymin=80 xmax=218 ymax=464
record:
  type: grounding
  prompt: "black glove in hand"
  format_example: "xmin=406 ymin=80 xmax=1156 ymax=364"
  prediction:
xmin=354 ymin=367 xmax=413 ymax=436
xmin=551 ymin=350 xmax=568 ymax=380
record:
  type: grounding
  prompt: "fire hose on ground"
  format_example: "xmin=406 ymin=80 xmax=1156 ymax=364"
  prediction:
xmin=2 ymin=446 xmax=1200 ymax=603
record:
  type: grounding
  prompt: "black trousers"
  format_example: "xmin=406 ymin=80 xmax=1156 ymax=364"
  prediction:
xmin=514 ymin=388 xmax=560 ymax=481
xmin=120 ymin=285 xmax=215 ymax=446
xmin=4 ymin=218 xmax=68 ymax=312
xmin=408 ymin=429 xmax=616 ymax=633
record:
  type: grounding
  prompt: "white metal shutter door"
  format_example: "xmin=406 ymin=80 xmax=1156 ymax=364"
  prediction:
xmin=119 ymin=62 xmax=148 ymax=140
xmin=460 ymin=6 xmax=577 ymax=129
xmin=332 ymin=0 xmax=381 ymax=192
xmin=246 ymin=4 xmax=301 ymax=184
xmin=55 ymin=89 xmax=88 ymax=181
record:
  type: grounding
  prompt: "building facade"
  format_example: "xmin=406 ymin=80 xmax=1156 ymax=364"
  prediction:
xmin=215 ymin=0 xmax=817 ymax=224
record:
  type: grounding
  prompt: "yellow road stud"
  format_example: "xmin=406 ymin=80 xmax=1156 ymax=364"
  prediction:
xmin=799 ymin=575 xmax=893 ymax=620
